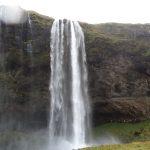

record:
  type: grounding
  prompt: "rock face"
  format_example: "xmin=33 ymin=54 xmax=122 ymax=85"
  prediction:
xmin=81 ymin=23 xmax=150 ymax=125
xmin=0 ymin=11 xmax=53 ymax=130
xmin=0 ymin=11 xmax=149 ymax=129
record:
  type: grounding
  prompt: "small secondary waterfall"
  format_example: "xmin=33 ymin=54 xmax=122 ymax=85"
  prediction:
xmin=27 ymin=12 xmax=33 ymax=53
xmin=27 ymin=12 xmax=34 ymax=68
xmin=0 ymin=8 xmax=5 ymax=69
xmin=49 ymin=19 xmax=90 ymax=149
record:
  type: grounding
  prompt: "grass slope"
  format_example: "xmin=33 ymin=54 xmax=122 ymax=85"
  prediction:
xmin=93 ymin=120 xmax=150 ymax=143
xmin=82 ymin=141 xmax=150 ymax=150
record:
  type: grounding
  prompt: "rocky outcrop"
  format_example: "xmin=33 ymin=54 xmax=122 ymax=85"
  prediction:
xmin=0 ymin=10 xmax=149 ymax=129
xmin=93 ymin=98 xmax=150 ymax=125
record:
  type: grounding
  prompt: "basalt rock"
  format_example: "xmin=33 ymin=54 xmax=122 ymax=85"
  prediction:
xmin=81 ymin=23 xmax=150 ymax=124
xmin=0 ymin=10 xmax=149 ymax=129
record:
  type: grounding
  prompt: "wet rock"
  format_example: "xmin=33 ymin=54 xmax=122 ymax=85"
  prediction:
xmin=0 ymin=11 xmax=150 ymax=129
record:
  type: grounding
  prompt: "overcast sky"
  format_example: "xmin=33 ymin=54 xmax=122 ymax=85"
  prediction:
xmin=1 ymin=0 xmax=150 ymax=24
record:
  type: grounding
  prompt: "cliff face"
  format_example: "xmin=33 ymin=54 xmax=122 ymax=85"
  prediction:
xmin=81 ymin=23 xmax=150 ymax=125
xmin=0 ymin=11 xmax=53 ymax=130
xmin=0 ymin=11 xmax=149 ymax=129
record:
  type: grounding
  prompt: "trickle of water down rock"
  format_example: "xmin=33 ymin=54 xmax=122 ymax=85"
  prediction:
xmin=27 ymin=13 xmax=33 ymax=53
xmin=49 ymin=19 xmax=91 ymax=150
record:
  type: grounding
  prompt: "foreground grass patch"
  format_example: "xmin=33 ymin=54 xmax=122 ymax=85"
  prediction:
xmin=81 ymin=141 xmax=150 ymax=150
xmin=93 ymin=120 xmax=150 ymax=143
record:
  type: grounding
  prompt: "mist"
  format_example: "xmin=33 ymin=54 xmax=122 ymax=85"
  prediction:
xmin=0 ymin=130 xmax=50 ymax=150
xmin=0 ymin=5 xmax=27 ymax=24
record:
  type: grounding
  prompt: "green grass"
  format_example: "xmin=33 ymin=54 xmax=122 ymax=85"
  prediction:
xmin=93 ymin=120 xmax=150 ymax=143
xmin=82 ymin=141 xmax=150 ymax=150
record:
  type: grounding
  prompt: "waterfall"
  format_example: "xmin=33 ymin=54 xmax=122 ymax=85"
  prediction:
xmin=0 ymin=7 xmax=5 ymax=69
xmin=27 ymin=12 xmax=34 ymax=68
xmin=27 ymin=12 xmax=33 ymax=53
xmin=49 ymin=19 xmax=91 ymax=150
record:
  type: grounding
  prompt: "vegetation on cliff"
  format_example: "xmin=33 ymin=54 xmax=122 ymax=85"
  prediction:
xmin=0 ymin=10 xmax=149 ymax=130
xmin=81 ymin=22 xmax=150 ymax=124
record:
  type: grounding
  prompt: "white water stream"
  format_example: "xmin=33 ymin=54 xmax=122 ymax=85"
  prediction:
xmin=49 ymin=19 xmax=90 ymax=150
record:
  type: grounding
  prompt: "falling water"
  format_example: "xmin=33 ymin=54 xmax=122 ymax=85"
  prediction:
xmin=26 ymin=12 xmax=34 ymax=68
xmin=27 ymin=12 xmax=33 ymax=53
xmin=49 ymin=19 xmax=90 ymax=150
xmin=0 ymin=13 xmax=2 ymax=54
xmin=0 ymin=7 xmax=5 ymax=69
